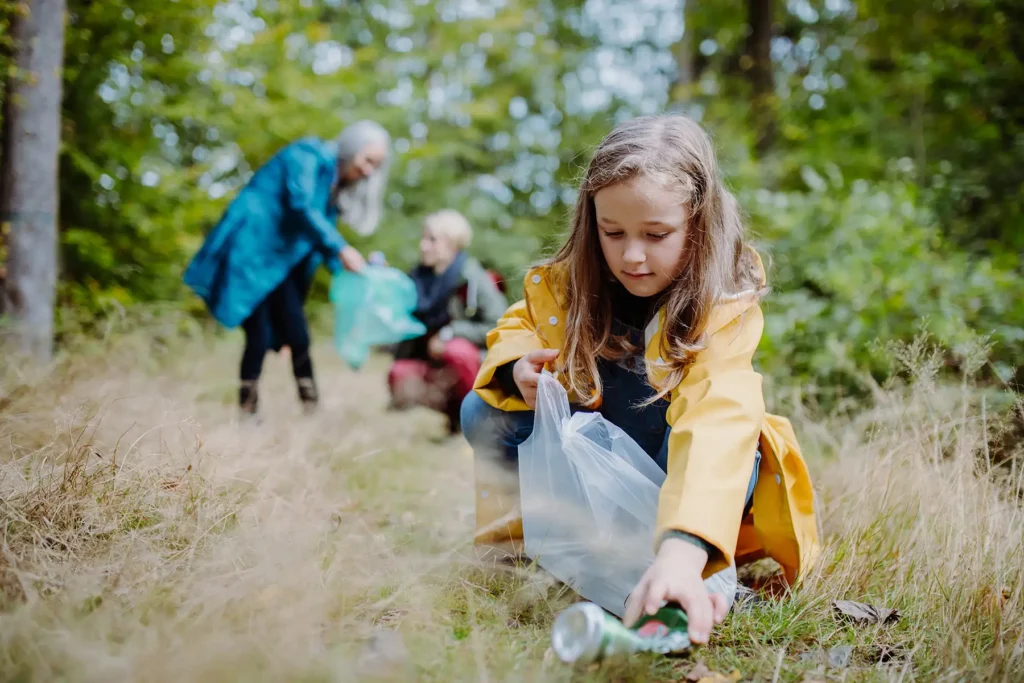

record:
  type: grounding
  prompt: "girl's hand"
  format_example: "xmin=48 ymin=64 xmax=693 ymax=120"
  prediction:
xmin=340 ymin=246 xmax=366 ymax=273
xmin=623 ymin=537 xmax=729 ymax=645
xmin=512 ymin=349 xmax=559 ymax=408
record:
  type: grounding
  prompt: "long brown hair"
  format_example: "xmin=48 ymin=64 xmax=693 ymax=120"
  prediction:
xmin=553 ymin=114 xmax=764 ymax=404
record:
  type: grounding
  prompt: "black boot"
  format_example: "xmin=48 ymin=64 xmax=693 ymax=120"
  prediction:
xmin=297 ymin=377 xmax=319 ymax=415
xmin=239 ymin=380 xmax=259 ymax=420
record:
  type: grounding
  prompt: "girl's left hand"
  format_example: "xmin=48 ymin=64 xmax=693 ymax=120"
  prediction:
xmin=623 ymin=536 xmax=729 ymax=644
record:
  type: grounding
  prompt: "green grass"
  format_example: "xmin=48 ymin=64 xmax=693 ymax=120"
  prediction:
xmin=0 ymin=333 xmax=1021 ymax=681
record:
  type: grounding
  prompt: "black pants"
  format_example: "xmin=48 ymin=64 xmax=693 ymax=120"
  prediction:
xmin=240 ymin=265 xmax=314 ymax=383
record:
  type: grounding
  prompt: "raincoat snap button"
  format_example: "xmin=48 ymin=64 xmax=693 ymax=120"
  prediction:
xmin=549 ymin=316 xmax=558 ymax=325
xmin=532 ymin=274 xmax=542 ymax=284
xmin=775 ymin=474 xmax=781 ymax=485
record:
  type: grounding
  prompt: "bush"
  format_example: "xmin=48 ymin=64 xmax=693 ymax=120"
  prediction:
xmin=745 ymin=169 xmax=1023 ymax=399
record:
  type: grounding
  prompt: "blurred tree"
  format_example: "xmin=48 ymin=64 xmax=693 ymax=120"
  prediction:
xmin=0 ymin=0 xmax=66 ymax=361
xmin=745 ymin=0 xmax=775 ymax=156
xmin=768 ymin=0 xmax=1024 ymax=252
xmin=668 ymin=0 xmax=694 ymax=105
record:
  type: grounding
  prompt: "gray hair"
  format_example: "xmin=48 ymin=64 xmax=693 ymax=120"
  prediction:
xmin=334 ymin=120 xmax=391 ymax=236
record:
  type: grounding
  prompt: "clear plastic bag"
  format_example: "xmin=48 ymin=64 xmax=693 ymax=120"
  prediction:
xmin=519 ymin=372 xmax=737 ymax=618
xmin=330 ymin=266 xmax=426 ymax=370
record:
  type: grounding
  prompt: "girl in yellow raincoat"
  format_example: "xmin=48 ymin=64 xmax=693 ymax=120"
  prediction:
xmin=460 ymin=114 xmax=820 ymax=645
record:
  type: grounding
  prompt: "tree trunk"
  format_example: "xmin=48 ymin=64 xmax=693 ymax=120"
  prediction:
xmin=669 ymin=0 xmax=695 ymax=106
xmin=0 ymin=0 xmax=66 ymax=362
xmin=746 ymin=0 xmax=775 ymax=156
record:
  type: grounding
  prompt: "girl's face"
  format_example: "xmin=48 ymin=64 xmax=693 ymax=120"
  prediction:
xmin=342 ymin=141 xmax=388 ymax=182
xmin=594 ymin=176 xmax=688 ymax=298
xmin=419 ymin=224 xmax=457 ymax=270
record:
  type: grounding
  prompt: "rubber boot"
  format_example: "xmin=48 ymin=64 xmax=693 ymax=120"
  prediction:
xmin=240 ymin=380 xmax=259 ymax=422
xmin=297 ymin=377 xmax=319 ymax=415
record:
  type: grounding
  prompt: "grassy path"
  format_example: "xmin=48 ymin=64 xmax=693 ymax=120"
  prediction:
xmin=1 ymin=335 xmax=1021 ymax=681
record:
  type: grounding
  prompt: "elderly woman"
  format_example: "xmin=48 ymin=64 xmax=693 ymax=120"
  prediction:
xmin=185 ymin=121 xmax=391 ymax=418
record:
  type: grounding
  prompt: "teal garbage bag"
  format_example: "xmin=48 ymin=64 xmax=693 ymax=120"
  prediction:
xmin=330 ymin=266 xmax=427 ymax=370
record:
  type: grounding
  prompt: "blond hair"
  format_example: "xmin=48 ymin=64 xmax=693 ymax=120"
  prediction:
xmin=554 ymin=114 xmax=764 ymax=405
xmin=423 ymin=209 xmax=473 ymax=251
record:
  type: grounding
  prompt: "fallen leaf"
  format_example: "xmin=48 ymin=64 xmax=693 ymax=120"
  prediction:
xmin=828 ymin=645 xmax=853 ymax=668
xmin=833 ymin=600 xmax=900 ymax=625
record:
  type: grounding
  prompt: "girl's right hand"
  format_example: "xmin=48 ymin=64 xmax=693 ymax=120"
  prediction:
xmin=623 ymin=536 xmax=727 ymax=645
xmin=512 ymin=349 xmax=559 ymax=409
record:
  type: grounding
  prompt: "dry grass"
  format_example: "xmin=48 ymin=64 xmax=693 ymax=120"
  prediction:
xmin=0 ymin=330 xmax=1022 ymax=682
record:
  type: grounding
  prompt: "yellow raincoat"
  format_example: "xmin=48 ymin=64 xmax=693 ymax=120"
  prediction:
xmin=471 ymin=251 xmax=820 ymax=584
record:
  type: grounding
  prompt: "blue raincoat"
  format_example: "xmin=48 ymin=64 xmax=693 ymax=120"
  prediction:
xmin=184 ymin=137 xmax=346 ymax=330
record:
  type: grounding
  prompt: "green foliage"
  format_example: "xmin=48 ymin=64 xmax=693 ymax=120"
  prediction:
xmin=0 ymin=0 xmax=22 ymax=274
xmin=0 ymin=1 xmax=19 ymax=92
xmin=747 ymin=170 xmax=1024 ymax=396
xmin=57 ymin=0 xmax=219 ymax=323
xmin=771 ymin=0 xmax=1023 ymax=254
xmin=855 ymin=0 xmax=1024 ymax=253
xmin=187 ymin=0 xmax=613 ymax=289
xmin=690 ymin=0 xmax=1024 ymax=252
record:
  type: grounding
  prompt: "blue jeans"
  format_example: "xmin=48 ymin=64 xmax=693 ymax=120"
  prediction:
xmin=461 ymin=392 xmax=761 ymax=513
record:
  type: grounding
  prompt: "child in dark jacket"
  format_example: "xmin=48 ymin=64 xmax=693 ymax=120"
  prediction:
xmin=388 ymin=210 xmax=508 ymax=433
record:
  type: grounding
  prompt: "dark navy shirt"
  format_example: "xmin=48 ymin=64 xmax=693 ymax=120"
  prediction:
xmin=494 ymin=284 xmax=668 ymax=461
xmin=595 ymin=284 xmax=668 ymax=460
